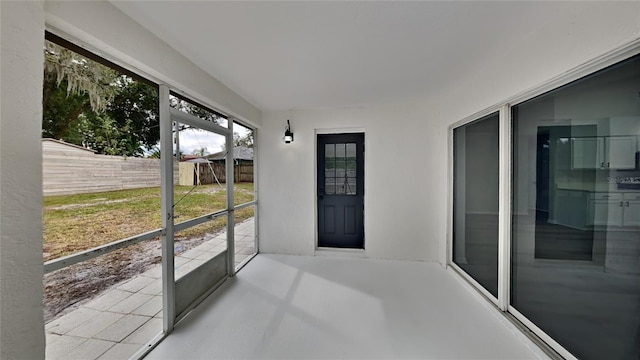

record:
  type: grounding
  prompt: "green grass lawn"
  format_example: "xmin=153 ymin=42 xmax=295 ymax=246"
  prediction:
xmin=43 ymin=183 xmax=255 ymax=261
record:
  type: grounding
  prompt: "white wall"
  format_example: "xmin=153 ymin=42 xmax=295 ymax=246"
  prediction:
xmin=0 ymin=1 xmax=46 ymax=358
xmin=258 ymin=1 xmax=640 ymax=264
xmin=430 ymin=1 xmax=640 ymax=266
xmin=259 ymin=105 xmax=443 ymax=261
xmin=44 ymin=1 xmax=262 ymax=128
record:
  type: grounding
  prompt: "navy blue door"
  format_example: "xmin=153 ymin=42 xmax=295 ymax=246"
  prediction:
xmin=317 ymin=133 xmax=364 ymax=248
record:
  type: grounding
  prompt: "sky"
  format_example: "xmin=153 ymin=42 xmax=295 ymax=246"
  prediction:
xmin=177 ymin=122 xmax=250 ymax=156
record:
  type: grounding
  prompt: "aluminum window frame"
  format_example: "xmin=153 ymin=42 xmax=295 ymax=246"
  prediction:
xmin=230 ymin=118 xmax=259 ymax=269
xmin=448 ymin=36 xmax=640 ymax=360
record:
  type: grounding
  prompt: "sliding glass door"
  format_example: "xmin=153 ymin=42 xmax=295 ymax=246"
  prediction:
xmin=453 ymin=113 xmax=500 ymax=299
xmin=452 ymin=51 xmax=640 ymax=360
xmin=511 ymin=54 xmax=640 ymax=360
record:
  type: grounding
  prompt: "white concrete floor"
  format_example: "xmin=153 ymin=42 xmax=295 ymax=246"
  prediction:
xmin=146 ymin=254 xmax=548 ymax=359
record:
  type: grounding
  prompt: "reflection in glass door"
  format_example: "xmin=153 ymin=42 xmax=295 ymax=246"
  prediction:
xmin=452 ymin=51 xmax=640 ymax=360
xmin=453 ymin=112 xmax=500 ymax=298
xmin=511 ymin=54 xmax=640 ymax=360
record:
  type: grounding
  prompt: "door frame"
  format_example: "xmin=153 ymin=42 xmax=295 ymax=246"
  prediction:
xmin=314 ymin=128 xmax=367 ymax=255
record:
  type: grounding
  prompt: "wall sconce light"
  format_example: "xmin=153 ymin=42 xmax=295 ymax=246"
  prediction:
xmin=283 ymin=120 xmax=294 ymax=144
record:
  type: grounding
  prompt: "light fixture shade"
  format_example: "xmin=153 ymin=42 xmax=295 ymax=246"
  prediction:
xmin=284 ymin=120 xmax=294 ymax=144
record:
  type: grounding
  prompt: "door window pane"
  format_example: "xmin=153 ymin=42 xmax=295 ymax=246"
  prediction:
xmin=325 ymin=178 xmax=336 ymax=195
xmin=323 ymin=142 xmax=358 ymax=196
xmin=346 ymin=143 xmax=356 ymax=157
xmin=512 ymin=54 xmax=640 ymax=360
xmin=335 ymin=143 xmax=345 ymax=158
xmin=336 ymin=162 xmax=346 ymax=178
xmin=346 ymin=178 xmax=356 ymax=195
xmin=347 ymin=161 xmax=357 ymax=177
xmin=325 ymin=144 xmax=335 ymax=159
xmin=453 ymin=112 xmax=500 ymax=298
xmin=325 ymin=163 xmax=335 ymax=178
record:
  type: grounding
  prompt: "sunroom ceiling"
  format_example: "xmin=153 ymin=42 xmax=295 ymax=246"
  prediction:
xmin=111 ymin=1 xmax=573 ymax=112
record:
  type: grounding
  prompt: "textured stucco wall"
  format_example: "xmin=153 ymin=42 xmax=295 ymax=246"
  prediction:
xmin=0 ymin=1 xmax=46 ymax=358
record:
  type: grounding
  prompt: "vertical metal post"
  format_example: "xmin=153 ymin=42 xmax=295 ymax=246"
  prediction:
xmin=446 ymin=126 xmax=455 ymax=267
xmin=498 ymin=104 xmax=512 ymax=311
xmin=226 ymin=118 xmax=235 ymax=276
xmin=160 ymin=84 xmax=176 ymax=332
xmin=453 ymin=127 xmax=467 ymax=265
xmin=174 ymin=121 xmax=180 ymax=162
xmin=253 ymin=128 xmax=259 ymax=254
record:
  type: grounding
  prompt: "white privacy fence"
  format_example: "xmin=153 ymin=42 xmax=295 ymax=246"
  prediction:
xmin=43 ymin=139 xmax=177 ymax=196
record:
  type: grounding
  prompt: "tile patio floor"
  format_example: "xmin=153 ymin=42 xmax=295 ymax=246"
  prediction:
xmin=45 ymin=218 xmax=256 ymax=360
